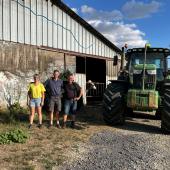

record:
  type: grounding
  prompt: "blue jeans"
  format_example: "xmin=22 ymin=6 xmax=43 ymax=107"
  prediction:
xmin=30 ymin=98 xmax=41 ymax=107
xmin=64 ymin=99 xmax=77 ymax=115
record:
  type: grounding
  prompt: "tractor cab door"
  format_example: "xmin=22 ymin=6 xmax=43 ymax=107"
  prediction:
xmin=167 ymin=56 xmax=170 ymax=70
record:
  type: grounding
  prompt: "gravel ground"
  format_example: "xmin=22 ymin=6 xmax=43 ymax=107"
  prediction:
xmin=60 ymin=116 xmax=170 ymax=170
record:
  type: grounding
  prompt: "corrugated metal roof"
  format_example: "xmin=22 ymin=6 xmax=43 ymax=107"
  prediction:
xmin=51 ymin=0 xmax=121 ymax=54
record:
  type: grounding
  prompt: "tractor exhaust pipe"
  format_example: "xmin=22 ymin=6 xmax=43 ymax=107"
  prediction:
xmin=142 ymin=43 xmax=150 ymax=90
xmin=121 ymin=44 xmax=128 ymax=70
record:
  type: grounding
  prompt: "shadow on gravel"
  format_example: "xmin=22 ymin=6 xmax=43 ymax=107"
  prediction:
xmin=121 ymin=112 xmax=162 ymax=134
xmin=117 ymin=120 xmax=162 ymax=134
xmin=76 ymin=105 xmax=163 ymax=134
xmin=127 ymin=111 xmax=159 ymax=120
xmin=76 ymin=105 xmax=105 ymax=126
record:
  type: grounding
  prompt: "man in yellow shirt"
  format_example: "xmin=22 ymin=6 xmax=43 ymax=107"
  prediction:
xmin=27 ymin=74 xmax=46 ymax=128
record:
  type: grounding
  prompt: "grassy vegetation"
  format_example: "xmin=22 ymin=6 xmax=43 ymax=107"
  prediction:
xmin=0 ymin=129 xmax=28 ymax=144
xmin=0 ymin=104 xmax=115 ymax=169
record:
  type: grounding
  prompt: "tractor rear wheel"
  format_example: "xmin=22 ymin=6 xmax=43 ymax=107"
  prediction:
xmin=103 ymin=83 xmax=126 ymax=125
xmin=161 ymin=84 xmax=170 ymax=133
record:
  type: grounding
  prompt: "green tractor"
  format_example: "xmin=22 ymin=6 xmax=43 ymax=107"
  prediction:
xmin=103 ymin=44 xmax=170 ymax=133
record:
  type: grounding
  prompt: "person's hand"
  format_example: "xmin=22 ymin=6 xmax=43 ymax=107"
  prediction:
xmin=40 ymin=101 xmax=44 ymax=106
xmin=74 ymin=97 xmax=80 ymax=101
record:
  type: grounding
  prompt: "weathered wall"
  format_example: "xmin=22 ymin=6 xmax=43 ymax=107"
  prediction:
xmin=106 ymin=59 xmax=121 ymax=84
xmin=0 ymin=41 xmax=76 ymax=107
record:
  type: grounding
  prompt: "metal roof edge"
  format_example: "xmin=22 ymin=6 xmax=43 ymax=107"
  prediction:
xmin=50 ymin=0 xmax=121 ymax=54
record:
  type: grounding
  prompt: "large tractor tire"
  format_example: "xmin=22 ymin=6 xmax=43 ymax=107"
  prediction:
xmin=161 ymin=83 xmax=170 ymax=133
xmin=103 ymin=83 xmax=126 ymax=125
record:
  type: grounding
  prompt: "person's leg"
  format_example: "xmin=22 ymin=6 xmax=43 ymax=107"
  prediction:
xmin=63 ymin=100 xmax=71 ymax=128
xmin=37 ymin=106 xmax=42 ymax=126
xmin=49 ymin=97 xmax=55 ymax=126
xmin=29 ymin=107 xmax=35 ymax=125
xmin=55 ymin=98 xmax=61 ymax=127
xmin=49 ymin=111 xmax=54 ymax=125
xmin=35 ymin=98 xmax=42 ymax=128
xmin=63 ymin=114 xmax=68 ymax=123
xmin=29 ymin=99 xmax=35 ymax=128
xmin=71 ymin=101 xmax=77 ymax=128
xmin=37 ymin=106 xmax=42 ymax=124
xmin=55 ymin=111 xmax=61 ymax=128
xmin=72 ymin=114 xmax=76 ymax=122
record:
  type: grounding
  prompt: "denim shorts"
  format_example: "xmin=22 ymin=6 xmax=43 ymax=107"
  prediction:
xmin=30 ymin=98 xmax=41 ymax=107
xmin=64 ymin=99 xmax=77 ymax=115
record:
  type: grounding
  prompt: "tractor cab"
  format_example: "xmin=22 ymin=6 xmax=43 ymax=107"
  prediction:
xmin=126 ymin=48 xmax=170 ymax=83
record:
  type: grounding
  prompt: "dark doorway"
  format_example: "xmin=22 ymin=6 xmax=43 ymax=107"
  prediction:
xmin=86 ymin=57 xmax=106 ymax=102
xmin=76 ymin=56 xmax=85 ymax=74
xmin=86 ymin=57 xmax=106 ymax=83
xmin=76 ymin=56 xmax=106 ymax=82
xmin=76 ymin=56 xmax=106 ymax=103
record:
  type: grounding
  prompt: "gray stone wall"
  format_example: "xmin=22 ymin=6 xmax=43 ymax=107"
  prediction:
xmin=0 ymin=41 xmax=76 ymax=108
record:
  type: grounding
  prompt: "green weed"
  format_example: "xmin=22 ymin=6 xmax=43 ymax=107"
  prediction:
xmin=0 ymin=129 xmax=28 ymax=144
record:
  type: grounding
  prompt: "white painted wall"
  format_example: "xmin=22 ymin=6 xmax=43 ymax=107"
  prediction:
xmin=75 ymin=73 xmax=86 ymax=104
xmin=0 ymin=0 xmax=117 ymax=58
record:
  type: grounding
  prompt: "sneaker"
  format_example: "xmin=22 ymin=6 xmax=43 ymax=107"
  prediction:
xmin=28 ymin=124 xmax=32 ymax=129
xmin=70 ymin=121 xmax=75 ymax=129
xmin=37 ymin=124 xmax=42 ymax=129
xmin=56 ymin=124 xmax=61 ymax=129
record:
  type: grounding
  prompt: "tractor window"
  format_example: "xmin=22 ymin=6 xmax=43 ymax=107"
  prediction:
xmin=131 ymin=53 xmax=164 ymax=68
xmin=155 ymin=59 xmax=161 ymax=68
xmin=130 ymin=52 xmax=165 ymax=81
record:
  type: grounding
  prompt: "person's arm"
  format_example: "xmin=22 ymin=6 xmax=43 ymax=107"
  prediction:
xmin=27 ymin=92 xmax=30 ymax=106
xmin=41 ymin=84 xmax=46 ymax=106
xmin=27 ymin=84 xmax=31 ymax=106
xmin=41 ymin=92 xmax=45 ymax=106
xmin=74 ymin=83 xmax=83 ymax=101
xmin=61 ymin=80 xmax=65 ymax=97
xmin=77 ymin=88 xmax=83 ymax=100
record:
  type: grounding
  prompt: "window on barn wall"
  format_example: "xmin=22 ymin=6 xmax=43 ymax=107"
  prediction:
xmin=76 ymin=56 xmax=85 ymax=74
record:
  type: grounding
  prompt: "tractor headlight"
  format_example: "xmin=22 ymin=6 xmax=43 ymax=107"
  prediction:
xmin=133 ymin=70 xmax=142 ymax=74
xmin=147 ymin=70 xmax=156 ymax=75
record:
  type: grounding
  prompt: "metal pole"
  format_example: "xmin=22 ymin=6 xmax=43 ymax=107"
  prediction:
xmin=9 ymin=0 xmax=11 ymax=41
xmin=142 ymin=44 xmax=147 ymax=91
xmin=121 ymin=46 xmax=125 ymax=70
xmin=2 ymin=0 xmax=3 ymax=40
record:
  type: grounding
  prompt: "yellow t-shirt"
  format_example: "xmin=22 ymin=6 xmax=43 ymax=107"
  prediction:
xmin=28 ymin=83 xmax=46 ymax=99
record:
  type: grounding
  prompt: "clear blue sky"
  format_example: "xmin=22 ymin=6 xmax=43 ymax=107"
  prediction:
xmin=63 ymin=0 xmax=170 ymax=49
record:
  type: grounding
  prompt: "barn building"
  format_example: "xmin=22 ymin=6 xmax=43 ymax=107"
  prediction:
xmin=0 ymin=0 xmax=121 ymax=106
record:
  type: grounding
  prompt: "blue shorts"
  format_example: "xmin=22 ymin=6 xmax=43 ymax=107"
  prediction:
xmin=30 ymin=98 xmax=41 ymax=107
xmin=64 ymin=99 xmax=77 ymax=115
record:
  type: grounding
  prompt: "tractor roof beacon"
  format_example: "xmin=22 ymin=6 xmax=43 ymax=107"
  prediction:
xmin=103 ymin=45 xmax=170 ymax=134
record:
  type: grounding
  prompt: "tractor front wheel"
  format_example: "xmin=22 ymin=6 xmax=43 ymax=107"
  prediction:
xmin=103 ymin=83 xmax=126 ymax=125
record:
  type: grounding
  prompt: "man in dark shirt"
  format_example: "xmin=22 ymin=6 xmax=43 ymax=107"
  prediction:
xmin=45 ymin=70 xmax=63 ymax=128
xmin=63 ymin=74 xmax=83 ymax=128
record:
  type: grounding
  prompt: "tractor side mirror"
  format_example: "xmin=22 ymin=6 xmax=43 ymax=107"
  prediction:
xmin=113 ymin=55 xmax=118 ymax=66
